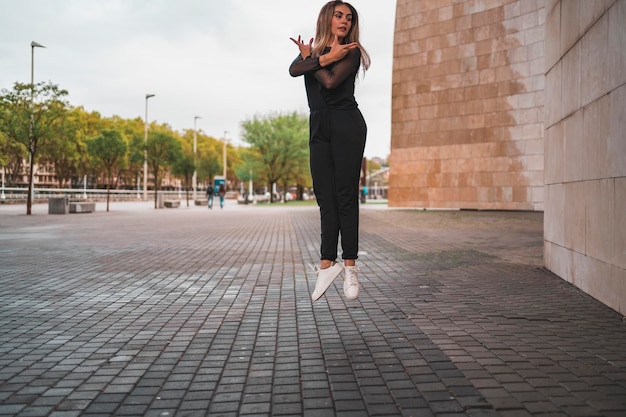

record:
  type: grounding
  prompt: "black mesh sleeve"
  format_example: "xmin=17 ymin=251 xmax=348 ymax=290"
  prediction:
xmin=312 ymin=48 xmax=361 ymax=89
xmin=289 ymin=55 xmax=322 ymax=77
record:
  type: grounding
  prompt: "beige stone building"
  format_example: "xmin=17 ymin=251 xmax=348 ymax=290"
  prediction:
xmin=389 ymin=0 xmax=625 ymax=313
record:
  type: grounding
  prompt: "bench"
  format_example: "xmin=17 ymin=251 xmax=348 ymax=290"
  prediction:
xmin=69 ymin=202 xmax=96 ymax=213
xmin=194 ymin=199 xmax=208 ymax=206
xmin=164 ymin=200 xmax=180 ymax=208
xmin=48 ymin=197 xmax=69 ymax=214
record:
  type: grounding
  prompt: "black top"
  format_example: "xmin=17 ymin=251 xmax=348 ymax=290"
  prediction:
xmin=289 ymin=48 xmax=361 ymax=111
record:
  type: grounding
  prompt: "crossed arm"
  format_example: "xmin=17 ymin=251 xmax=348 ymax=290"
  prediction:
xmin=289 ymin=35 xmax=360 ymax=89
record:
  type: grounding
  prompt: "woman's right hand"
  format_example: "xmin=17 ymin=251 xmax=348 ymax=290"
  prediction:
xmin=321 ymin=35 xmax=358 ymax=66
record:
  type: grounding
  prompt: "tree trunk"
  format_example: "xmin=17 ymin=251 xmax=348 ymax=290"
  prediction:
xmin=106 ymin=168 xmax=111 ymax=212
xmin=185 ymin=180 xmax=190 ymax=207
xmin=26 ymin=153 xmax=34 ymax=215
xmin=153 ymin=165 xmax=159 ymax=209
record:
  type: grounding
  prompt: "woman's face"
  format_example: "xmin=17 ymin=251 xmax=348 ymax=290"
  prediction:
xmin=331 ymin=4 xmax=353 ymax=42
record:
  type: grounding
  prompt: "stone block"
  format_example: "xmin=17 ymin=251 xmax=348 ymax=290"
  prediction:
xmin=545 ymin=122 xmax=563 ymax=184
xmin=581 ymin=13 xmax=609 ymax=106
xmin=544 ymin=183 xmax=565 ymax=245
xmin=560 ymin=0 xmax=580 ymax=54
xmin=48 ymin=197 xmax=68 ymax=215
xmin=608 ymin=0 xmax=626 ymax=90
xmin=164 ymin=200 xmax=180 ymax=208
xmin=69 ymin=202 xmax=95 ymax=213
xmin=609 ymin=85 xmax=626 ymax=177
xmin=563 ymin=181 xmax=586 ymax=254
xmin=546 ymin=62 xmax=562 ymax=126
xmin=563 ymin=110 xmax=584 ymax=183
xmin=583 ymin=94 xmax=610 ymax=180
xmin=580 ymin=0 xmax=608 ymax=33
xmin=585 ymin=179 xmax=614 ymax=264
xmin=561 ymin=42 xmax=581 ymax=118
xmin=616 ymin=177 xmax=626 ymax=270
xmin=545 ymin=1 xmax=561 ymax=70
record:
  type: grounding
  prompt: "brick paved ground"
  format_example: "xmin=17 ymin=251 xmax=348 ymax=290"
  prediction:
xmin=0 ymin=201 xmax=625 ymax=417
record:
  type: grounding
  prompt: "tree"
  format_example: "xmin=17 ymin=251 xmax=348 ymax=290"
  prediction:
xmin=235 ymin=147 xmax=264 ymax=200
xmin=0 ymin=129 xmax=27 ymax=185
xmin=109 ymin=116 xmax=144 ymax=190
xmin=42 ymin=106 xmax=97 ymax=188
xmin=172 ymin=152 xmax=195 ymax=207
xmin=146 ymin=131 xmax=182 ymax=209
xmin=0 ymin=132 xmax=7 ymax=168
xmin=0 ymin=81 xmax=69 ymax=214
xmin=241 ymin=112 xmax=309 ymax=202
xmin=196 ymin=134 xmax=222 ymax=188
xmin=87 ymin=129 xmax=128 ymax=212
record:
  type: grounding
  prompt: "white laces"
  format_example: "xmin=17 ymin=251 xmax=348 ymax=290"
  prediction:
xmin=308 ymin=262 xmax=342 ymax=274
xmin=308 ymin=262 xmax=320 ymax=274
xmin=345 ymin=265 xmax=360 ymax=285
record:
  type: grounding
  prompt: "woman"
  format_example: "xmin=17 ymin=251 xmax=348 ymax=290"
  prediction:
xmin=289 ymin=0 xmax=370 ymax=301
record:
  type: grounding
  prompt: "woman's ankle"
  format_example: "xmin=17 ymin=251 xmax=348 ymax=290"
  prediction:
xmin=320 ymin=260 xmax=333 ymax=269
xmin=344 ymin=259 xmax=356 ymax=267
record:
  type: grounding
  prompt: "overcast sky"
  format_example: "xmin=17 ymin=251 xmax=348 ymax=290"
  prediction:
xmin=0 ymin=0 xmax=396 ymax=158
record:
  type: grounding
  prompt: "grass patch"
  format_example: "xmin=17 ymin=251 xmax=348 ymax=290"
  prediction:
xmin=253 ymin=199 xmax=317 ymax=207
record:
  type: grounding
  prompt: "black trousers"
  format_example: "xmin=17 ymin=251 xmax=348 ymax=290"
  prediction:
xmin=309 ymin=108 xmax=367 ymax=261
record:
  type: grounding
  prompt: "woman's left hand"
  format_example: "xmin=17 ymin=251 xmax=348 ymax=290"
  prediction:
xmin=290 ymin=35 xmax=314 ymax=58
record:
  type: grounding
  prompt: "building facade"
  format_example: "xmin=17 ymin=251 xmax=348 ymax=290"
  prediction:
xmin=390 ymin=0 xmax=625 ymax=313
xmin=390 ymin=0 xmax=545 ymax=210
xmin=543 ymin=0 xmax=625 ymax=313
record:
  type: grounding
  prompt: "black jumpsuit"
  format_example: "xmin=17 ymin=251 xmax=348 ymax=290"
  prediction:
xmin=289 ymin=48 xmax=367 ymax=261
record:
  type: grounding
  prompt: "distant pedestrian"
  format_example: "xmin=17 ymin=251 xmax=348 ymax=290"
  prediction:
xmin=361 ymin=184 xmax=368 ymax=204
xmin=289 ymin=0 xmax=370 ymax=301
xmin=218 ymin=184 xmax=226 ymax=209
xmin=206 ymin=183 xmax=214 ymax=209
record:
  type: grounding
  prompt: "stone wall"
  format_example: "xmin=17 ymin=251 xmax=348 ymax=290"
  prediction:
xmin=389 ymin=0 xmax=545 ymax=210
xmin=544 ymin=0 xmax=626 ymax=314
xmin=389 ymin=0 xmax=625 ymax=313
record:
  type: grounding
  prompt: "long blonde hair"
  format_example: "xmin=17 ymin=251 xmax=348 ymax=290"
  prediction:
xmin=312 ymin=0 xmax=371 ymax=72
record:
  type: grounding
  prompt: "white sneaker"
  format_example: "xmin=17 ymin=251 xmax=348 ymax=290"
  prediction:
xmin=343 ymin=265 xmax=360 ymax=300
xmin=311 ymin=262 xmax=344 ymax=301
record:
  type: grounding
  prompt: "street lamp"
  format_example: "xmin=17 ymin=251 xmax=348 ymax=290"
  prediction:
xmin=223 ymin=130 xmax=229 ymax=181
xmin=193 ymin=115 xmax=202 ymax=199
xmin=143 ymin=93 xmax=155 ymax=200
xmin=1 ymin=168 xmax=6 ymax=200
xmin=28 ymin=41 xmax=45 ymax=213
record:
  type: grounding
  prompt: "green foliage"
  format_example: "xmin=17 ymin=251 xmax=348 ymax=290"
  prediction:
xmin=240 ymin=111 xmax=309 ymax=202
xmin=171 ymin=152 xmax=195 ymax=181
xmin=235 ymin=147 xmax=264 ymax=183
xmin=146 ymin=131 xmax=182 ymax=208
xmin=43 ymin=106 xmax=97 ymax=187
xmin=108 ymin=115 xmax=144 ymax=183
xmin=87 ymin=129 xmax=127 ymax=173
xmin=0 ymin=131 xmax=7 ymax=167
xmin=0 ymin=129 xmax=27 ymax=184
xmin=87 ymin=129 xmax=128 ymax=211
xmin=193 ymin=131 xmax=223 ymax=185
xmin=0 ymin=81 xmax=69 ymax=213
xmin=197 ymin=152 xmax=221 ymax=185
xmin=0 ymin=77 xmax=340 ymax=210
xmin=171 ymin=151 xmax=195 ymax=206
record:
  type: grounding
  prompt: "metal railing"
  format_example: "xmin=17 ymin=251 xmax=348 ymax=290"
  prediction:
xmin=0 ymin=187 xmax=189 ymax=203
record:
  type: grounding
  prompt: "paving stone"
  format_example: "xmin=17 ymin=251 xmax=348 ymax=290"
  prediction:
xmin=1 ymin=203 xmax=625 ymax=416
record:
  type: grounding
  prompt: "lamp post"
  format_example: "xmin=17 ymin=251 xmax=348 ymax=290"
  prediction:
xmin=193 ymin=116 xmax=202 ymax=199
xmin=1 ymin=168 xmax=5 ymax=199
xmin=143 ymin=93 xmax=155 ymax=200
xmin=223 ymin=130 xmax=229 ymax=181
xmin=27 ymin=41 xmax=45 ymax=214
